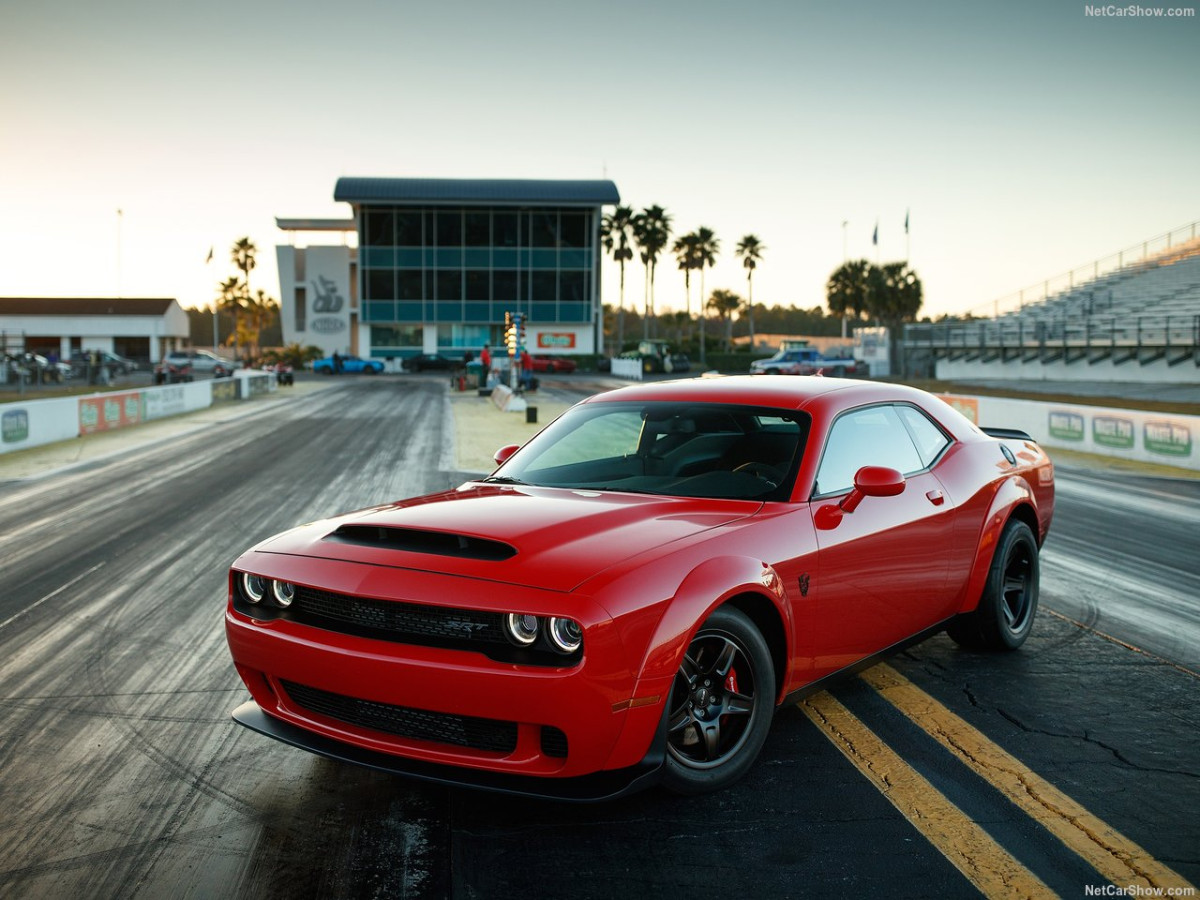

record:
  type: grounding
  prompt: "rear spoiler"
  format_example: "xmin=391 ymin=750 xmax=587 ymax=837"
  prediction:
xmin=981 ymin=427 xmax=1033 ymax=441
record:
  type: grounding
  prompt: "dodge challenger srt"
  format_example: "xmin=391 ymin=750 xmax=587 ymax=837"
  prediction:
xmin=225 ymin=376 xmax=1054 ymax=800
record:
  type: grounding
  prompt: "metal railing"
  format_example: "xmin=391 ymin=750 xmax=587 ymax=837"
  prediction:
xmin=963 ymin=221 xmax=1200 ymax=319
xmin=905 ymin=314 xmax=1199 ymax=365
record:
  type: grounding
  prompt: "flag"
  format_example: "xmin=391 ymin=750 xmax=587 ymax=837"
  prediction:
xmin=872 ymin=221 xmax=878 ymax=246
xmin=904 ymin=209 xmax=909 ymax=234
xmin=206 ymin=246 xmax=214 ymax=264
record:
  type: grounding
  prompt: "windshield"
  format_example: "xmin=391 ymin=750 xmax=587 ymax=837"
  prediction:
xmin=489 ymin=401 xmax=809 ymax=502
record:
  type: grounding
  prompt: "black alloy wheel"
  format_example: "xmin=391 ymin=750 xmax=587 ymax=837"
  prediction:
xmin=663 ymin=606 xmax=775 ymax=794
xmin=948 ymin=518 xmax=1040 ymax=651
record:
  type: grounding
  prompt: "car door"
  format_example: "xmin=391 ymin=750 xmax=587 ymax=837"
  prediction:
xmin=807 ymin=403 xmax=956 ymax=679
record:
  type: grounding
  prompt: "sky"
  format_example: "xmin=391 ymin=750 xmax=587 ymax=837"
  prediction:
xmin=1 ymin=0 xmax=1197 ymax=322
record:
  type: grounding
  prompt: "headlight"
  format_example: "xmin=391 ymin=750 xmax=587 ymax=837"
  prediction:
xmin=272 ymin=581 xmax=296 ymax=608
xmin=547 ymin=617 xmax=583 ymax=654
xmin=505 ymin=613 xmax=539 ymax=646
xmin=241 ymin=573 xmax=266 ymax=604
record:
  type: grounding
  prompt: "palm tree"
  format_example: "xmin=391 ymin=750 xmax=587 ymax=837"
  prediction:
xmin=826 ymin=259 xmax=873 ymax=322
xmin=672 ymin=232 xmax=700 ymax=336
xmin=632 ymin=205 xmax=672 ymax=339
xmin=600 ymin=206 xmax=635 ymax=352
xmin=232 ymin=237 xmax=257 ymax=295
xmin=692 ymin=227 xmax=719 ymax=366
xmin=216 ymin=276 xmax=245 ymax=355
xmin=229 ymin=238 xmax=258 ymax=361
xmin=735 ymin=235 xmax=766 ymax=351
xmin=245 ymin=289 xmax=280 ymax=361
xmin=707 ymin=288 xmax=742 ymax=352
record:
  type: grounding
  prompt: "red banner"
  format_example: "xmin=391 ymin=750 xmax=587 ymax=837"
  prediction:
xmin=79 ymin=392 xmax=143 ymax=434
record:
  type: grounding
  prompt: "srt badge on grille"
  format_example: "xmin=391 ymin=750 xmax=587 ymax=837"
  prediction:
xmin=443 ymin=620 xmax=489 ymax=635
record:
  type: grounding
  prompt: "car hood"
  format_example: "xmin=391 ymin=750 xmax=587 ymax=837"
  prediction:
xmin=251 ymin=484 xmax=759 ymax=593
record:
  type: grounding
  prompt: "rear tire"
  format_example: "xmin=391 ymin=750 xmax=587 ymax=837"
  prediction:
xmin=948 ymin=519 xmax=1039 ymax=651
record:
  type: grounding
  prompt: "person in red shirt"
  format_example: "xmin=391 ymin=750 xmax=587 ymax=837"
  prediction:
xmin=519 ymin=348 xmax=533 ymax=390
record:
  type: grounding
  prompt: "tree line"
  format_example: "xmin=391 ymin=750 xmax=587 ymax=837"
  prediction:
xmin=602 ymin=204 xmax=925 ymax=359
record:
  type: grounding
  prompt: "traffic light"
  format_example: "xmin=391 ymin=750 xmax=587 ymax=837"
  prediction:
xmin=504 ymin=312 xmax=517 ymax=355
xmin=504 ymin=312 xmax=525 ymax=356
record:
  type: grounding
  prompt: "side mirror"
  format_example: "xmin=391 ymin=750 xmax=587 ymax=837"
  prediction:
xmin=493 ymin=443 xmax=520 ymax=467
xmin=815 ymin=466 xmax=906 ymax=529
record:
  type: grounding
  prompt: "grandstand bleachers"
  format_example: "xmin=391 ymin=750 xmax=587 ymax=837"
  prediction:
xmin=905 ymin=223 xmax=1200 ymax=383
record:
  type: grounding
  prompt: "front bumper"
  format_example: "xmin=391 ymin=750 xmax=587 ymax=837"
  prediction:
xmin=224 ymin=558 xmax=673 ymax=792
xmin=232 ymin=700 xmax=665 ymax=801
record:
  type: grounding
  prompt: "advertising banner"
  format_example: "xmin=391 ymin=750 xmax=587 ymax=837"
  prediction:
xmin=943 ymin=394 xmax=1199 ymax=471
xmin=79 ymin=392 xmax=142 ymax=434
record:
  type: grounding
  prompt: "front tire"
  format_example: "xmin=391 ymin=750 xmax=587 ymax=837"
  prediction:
xmin=663 ymin=606 xmax=775 ymax=795
xmin=948 ymin=519 xmax=1040 ymax=650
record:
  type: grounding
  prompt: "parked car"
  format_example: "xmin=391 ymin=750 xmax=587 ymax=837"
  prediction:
xmin=402 ymin=354 xmax=460 ymax=372
xmin=5 ymin=353 xmax=72 ymax=383
xmin=70 ymin=350 xmax=136 ymax=380
xmin=225 ymin=376 xmax=1054 ymax=800
xmin=313 ymin=354 xmax=384 ymax=375
xmin=154 ymin=358 xmax=194 ymax=384
xmin=530 ymin=355 xmax=577 ymax=374
xmin=750 ymin=347 xmax=866 ymax=378
xmin=164 ymin=350 xmax=238 ymax=377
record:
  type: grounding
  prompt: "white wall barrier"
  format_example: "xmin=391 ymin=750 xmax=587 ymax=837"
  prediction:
xmin=610 ymin=358 xmax=644 ymax=380
xmin=942 ymin=393 xmax=1200 ymax=471
xmin=0 ymin=374 xmax=276 ymax=456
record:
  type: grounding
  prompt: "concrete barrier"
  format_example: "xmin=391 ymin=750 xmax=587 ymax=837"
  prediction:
xmin=943 ymin=393 xmax=1199 ymax=471
xmin=0 ymin=373 xmax=276 ymax=456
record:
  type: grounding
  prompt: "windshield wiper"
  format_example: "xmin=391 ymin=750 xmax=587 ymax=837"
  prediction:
xmin=481 ymin=475 xmax=527 ymax=485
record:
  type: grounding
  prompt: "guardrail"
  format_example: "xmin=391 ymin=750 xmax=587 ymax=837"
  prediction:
xmin=905 ymin=314 xmax=1200 ymax=367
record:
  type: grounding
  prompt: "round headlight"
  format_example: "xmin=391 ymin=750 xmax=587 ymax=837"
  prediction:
xmin=547 ymin=617 xmax=583 ymax=654
xmin=504 ymin=613 xmax=539 ymax=646
xmin=272 ymin=580 xmax=296 ymax=608
xmin=241 ymin=573 xmax=266 ymax=604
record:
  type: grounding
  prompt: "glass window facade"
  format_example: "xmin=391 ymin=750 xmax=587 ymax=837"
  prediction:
xmin=358 ymin=206 xmax=596 ymax=325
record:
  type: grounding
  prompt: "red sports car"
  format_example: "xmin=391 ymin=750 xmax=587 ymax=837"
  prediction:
xmin=530 ymin=355 xmax=577 ymax=374
xmin=225 ymin=377 xmax=1053 ymax=799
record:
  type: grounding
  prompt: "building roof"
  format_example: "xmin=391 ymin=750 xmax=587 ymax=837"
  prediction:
xmin=334 ymin=177 xmax=620 ymax=207
xmin=0 ymin=298 xmax=179 ymax=317
xmin=275 ymin=218 xmax=356 ymax=231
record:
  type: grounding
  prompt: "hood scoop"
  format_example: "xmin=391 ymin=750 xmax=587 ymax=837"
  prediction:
xmin=326 ymin=524 xmax=517 ymax=561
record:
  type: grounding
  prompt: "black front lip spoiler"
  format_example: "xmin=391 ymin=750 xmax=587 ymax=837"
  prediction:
xmin=231 ymin=700 xmax=665 ymax=803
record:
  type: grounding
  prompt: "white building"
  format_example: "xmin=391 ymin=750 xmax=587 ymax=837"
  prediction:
xmin=0 ymin=297 xmax=189 ymax=364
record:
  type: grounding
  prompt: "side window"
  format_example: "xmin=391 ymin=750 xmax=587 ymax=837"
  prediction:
xmin=815 ymin=406 xmax=923 ymax=496
xmin=897 ymin=405 xmax=951 ymax=468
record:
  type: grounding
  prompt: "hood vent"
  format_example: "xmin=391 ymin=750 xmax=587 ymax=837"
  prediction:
xmin=326 ymin=524 xmax=517 ymax=561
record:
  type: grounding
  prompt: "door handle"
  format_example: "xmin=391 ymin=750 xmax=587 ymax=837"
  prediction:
xmin=925 ymin=489 xmax=945 ymax=506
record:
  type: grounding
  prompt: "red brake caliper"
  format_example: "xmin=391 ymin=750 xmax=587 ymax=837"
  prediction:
xmin=725 ymin=669 xmax=739 ymax=694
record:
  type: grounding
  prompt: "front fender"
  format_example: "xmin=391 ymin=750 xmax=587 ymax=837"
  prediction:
xmin=631 ymin=555 xmax=789 ymax=695
xmin=956 ymin=475 xmax=1040 ymax=614
xmin=598 ymin=555 xmax=789 ymax=772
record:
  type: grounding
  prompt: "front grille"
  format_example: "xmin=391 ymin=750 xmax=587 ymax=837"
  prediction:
xmin=295 ymin=586 xmax=507 ymax=647
xmin=232 ymin=574 xmax=582 ymax=666
xmin=282 ymin=680 xmax=518 ymax=754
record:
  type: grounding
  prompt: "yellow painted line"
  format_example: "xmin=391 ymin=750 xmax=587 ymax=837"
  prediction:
xmin=800 ymin=691 xmax=1055 ymax=899
xmin=861 ymin=663 xmax=1196 ymax=894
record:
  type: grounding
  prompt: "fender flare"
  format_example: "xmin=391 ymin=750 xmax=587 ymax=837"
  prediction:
xmin=629 ymin=555 xmax=791 ymax=697
xmin=957 ymin=475 xmax=1041 ymax=615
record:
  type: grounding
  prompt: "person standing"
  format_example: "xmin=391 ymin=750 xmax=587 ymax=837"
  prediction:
xmin=479 ymin=343 xmax=492 ymax=387
xmin=519 ymin=348 xmax=533 ymax=390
